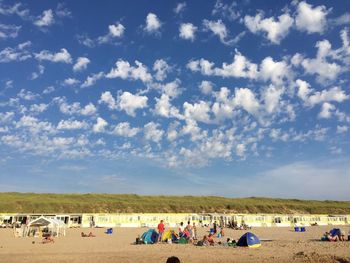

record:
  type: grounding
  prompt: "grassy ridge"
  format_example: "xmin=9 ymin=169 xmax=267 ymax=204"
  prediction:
xmin=0 ymin=192 xmax=349 ymax=214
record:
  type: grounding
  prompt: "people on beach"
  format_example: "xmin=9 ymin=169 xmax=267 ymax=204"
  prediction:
xmin=42 ymin=235 xmax=54 ymax=244
xmin=81 ymin=232 xmax=95 ymax=237
xmin=178 ymin=222 xmax=185 ymax=237
xmin=157 ymin=220 xmax=165 ymax=242
xmin=192 ymin=222 xmax=197 ymax=240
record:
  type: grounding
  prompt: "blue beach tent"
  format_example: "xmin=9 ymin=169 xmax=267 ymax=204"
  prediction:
xmin=237 ymin=232 xmax=261 ymax=248
xmin=141 ymin=229 xmax=159 ymax=244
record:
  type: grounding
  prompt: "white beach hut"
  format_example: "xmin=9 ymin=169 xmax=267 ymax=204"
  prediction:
xmin=24 ymin=216 xmax=67 ymax=237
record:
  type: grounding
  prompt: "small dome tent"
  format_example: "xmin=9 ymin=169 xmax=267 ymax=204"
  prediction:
xmin=237 ymin=232 xmax=261 ymax=248
xmin=141 ymin=229 xmax=159 ymax=244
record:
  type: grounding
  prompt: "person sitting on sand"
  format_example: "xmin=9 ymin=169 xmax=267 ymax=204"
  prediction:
xmin=202 ymin=235 xmax=209 ymax=246
xmin=42 ymin=235 xmax=54 ymax=244
xmin=339 ymin=230 xmax=346 ymax=241
xmin=324 ymin=232 xmax=339 ymax=241
xmin=88 ymin=232 xmax=95 ymax=237
xmin=207 ymin=233 xmax=214 ymax=246
xmin=81 ymin=232 xmax=87 ymax=237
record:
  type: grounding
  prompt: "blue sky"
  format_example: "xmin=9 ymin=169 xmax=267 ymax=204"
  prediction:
xmin=1 ymin=0 xmax=350 ymax=200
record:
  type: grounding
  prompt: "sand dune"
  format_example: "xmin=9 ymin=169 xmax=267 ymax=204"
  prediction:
xmin=0 ymin=225 xmax=349 ymax=262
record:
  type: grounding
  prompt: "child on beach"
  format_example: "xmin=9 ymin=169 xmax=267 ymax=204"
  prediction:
xmin=157 ymin=220 xmax=165 ymax=242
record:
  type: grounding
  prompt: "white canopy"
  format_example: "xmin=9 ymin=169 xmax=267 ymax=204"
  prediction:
xmin=24 ymin=216 xmax=67 ymax=237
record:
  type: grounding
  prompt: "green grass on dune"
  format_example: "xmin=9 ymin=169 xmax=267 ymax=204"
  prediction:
xmin=0 ymin=192 xmax=349 ymax=214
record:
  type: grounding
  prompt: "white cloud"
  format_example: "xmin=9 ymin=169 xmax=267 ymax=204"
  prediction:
xmin=73 ymin=57 xmax=90 ymax=72
xmin=318 ymin=102 xmax=335 ymax=119
xmin=81 ymin=72 xmax=104 ymax=88
xmin=81 ymin=103 xmax=97 ymax=116
xmin=244 ymin=12 xmax=293 ymax=44
xmin=57 ymin=119 xmax=88 ymax=130
xmin=106 ymin=59 xmax=152 ymax=83
xmin=93 ymin=117 xmax=108 ymax=133
xmin=183 ymin=101 xmax=211 ymax=123
xmin=212 ymin=0 xmax=240 ymax=21
xmin=236 ymin=143 xmax=246 ymax=157
xmin=0 ymin=2 xmax=29 ymax=18
xmin=336 ymin=125 xmax=348 ymax=134
xmin=199 ymin=80 xmax=213 ymax=95
xmin=144 ymin=122 xmax=163 ymax=143
xmin=43 ymin=86 xmax=55 ymax=95
xmin=259 ymin=57 xmax=291 ymax=85
xmin=34 ymin=48 xmax=72 ymax=63
xmin=0 ymin=112 xmax=14 ymax=123
xmin=30 ymin=65 xmax=45 ymax=80
xmin=0 ymin=41 xmax=31 ymax=63
xmin=16 ymin=115 xmax=55 ymax=134
xmin=203 ymin=19 xmax=236 ymax=45
xmin=296 ymin=79 xmax=349 ymax=106
xmin=262 ymin=85 xmax=283 ymax=114
xmin=117 ymin=91 xmax=148 ymax=116
xmin=99 ymin=91 xmax=117 ymax=110
xmin=29 ymin=103 xmax=48 ymax=114
xmin=331 ymin=13 xmax=350 ymax=26
xmin=55 ymin=3 xmax=71 ymax=18
xmin=98 ymin=22 xmax=125 ymax=44
xmin=77 ymin=35 xmax=95 ymax=48
xmin=34 ymin=9 xmax=54 ymax=27
xmin=0 ymin=24 xmax=21 ymax=39
xmin=144 ymin=13 xmax=162 ymax=34
xmin=187 ymin=50 xmax=258 ymax=80
xmin=295 ymin=1 xmax=328 ymax=34
xmin=233 ymin=88 xmax=260 ymax=116
xmin=298 ymin=40 xmax=342 ymax=83
xmin=153 ymin=59 xmax=171 ymax=81
xmin=174 ymin=2 xmax=186 ymax=14
xmin=154 ymin=94 xmax=181 ymax=118
xmin=63 ymin=78 xmax=80 ymax=86
xmin=179 ymin=23 xmax=197 ymax=41
xmin=113 ymin=122 xmax=140 ymax=137
xmin=17 ymin=89 xmax=39 ymax=101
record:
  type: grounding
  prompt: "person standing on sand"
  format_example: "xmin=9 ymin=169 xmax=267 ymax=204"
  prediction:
xmin=192 ymin=222 xmax=197 ymax=240
xmin=158 ymin=220 xmax=165 ymax=242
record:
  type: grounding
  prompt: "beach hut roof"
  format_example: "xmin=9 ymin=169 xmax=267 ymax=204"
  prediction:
xmin=28 ymin=216 xmax=66 ymax=227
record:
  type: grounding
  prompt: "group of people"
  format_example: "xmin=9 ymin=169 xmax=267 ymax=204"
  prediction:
xmin=322 ymin=230 xmax=347 ymax=241
xmin=157 ymin=220 xmax=198 ymax=243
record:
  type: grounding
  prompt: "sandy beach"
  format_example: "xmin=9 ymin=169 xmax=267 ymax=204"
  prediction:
xmin=0 ymin=225 xmax=349 ymax=263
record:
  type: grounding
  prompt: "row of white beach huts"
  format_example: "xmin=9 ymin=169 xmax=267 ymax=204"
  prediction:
xmin=1 ymin=213 xmax=349 ymax=228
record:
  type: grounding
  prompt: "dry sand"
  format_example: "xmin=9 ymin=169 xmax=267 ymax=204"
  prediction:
xmin=0 ymin=225 xmax=350 ymax=263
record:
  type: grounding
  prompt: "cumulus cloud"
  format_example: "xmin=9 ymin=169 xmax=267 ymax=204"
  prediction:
xmin=73 ymin=57 xmax=90 ymax=72
xmin=203 ymin=19 xmax=239 ymax=46
xmin=98 ymin=22 xmax=125 ymax=44
xmin=0 ymin=2 xmax=29 ymax=18
xmin=30 ymin=65 xmax=45 ymax=80
xmin=117 ymin=91 xmax=148 ymax=116
xmin=0 ymin=41 xmax=31 ymax=63
xmin=174 ymin=2 xmax=186 ymax=14
xmin=183 ymin=101 xmax=211 ymax=123
xmin=144 ymin=13 xmax=162 ymax=34
xmin=212 ymin=0 xmax=240 ymax=21
xmin=199 ymin=80 xmax=213 ymax=95
xmin=106 ymin=59 xmax=152 ymax=83
xmin=34 ymin=9 xmax=55 ymax=27
xmin=296 ymin=79 xmax=349 ymax=107
xmin=244 ymin=12 xmax=294 ymax=44
xmin=144 ymin=122 xmax=164 ymax=143
xmin=179 ymin=23 xmax=197 ymax=41
xmin=57 ymin=119 xmax=88 ymax=130
xmin=63 ymin=78 xmax=80 ymax=86
xmin=153 ymin=59 xmax=171 ymax=81
xmin=318 ymin=102 xmax=335 ymax=119
xmin=0 ymin=24 xmax=21 ymax=39
xmin=34 ymin=48 xmax=72 ymax=63
xmin=81 ymin=72 xmax=104 ymax=88
xmin=295 ymin=1 xmax=328 ymax=34
xmin=93 ymin=117 xmax=108 ymax=133
xmin=113 ymin=122 xmax=140 ymax=137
